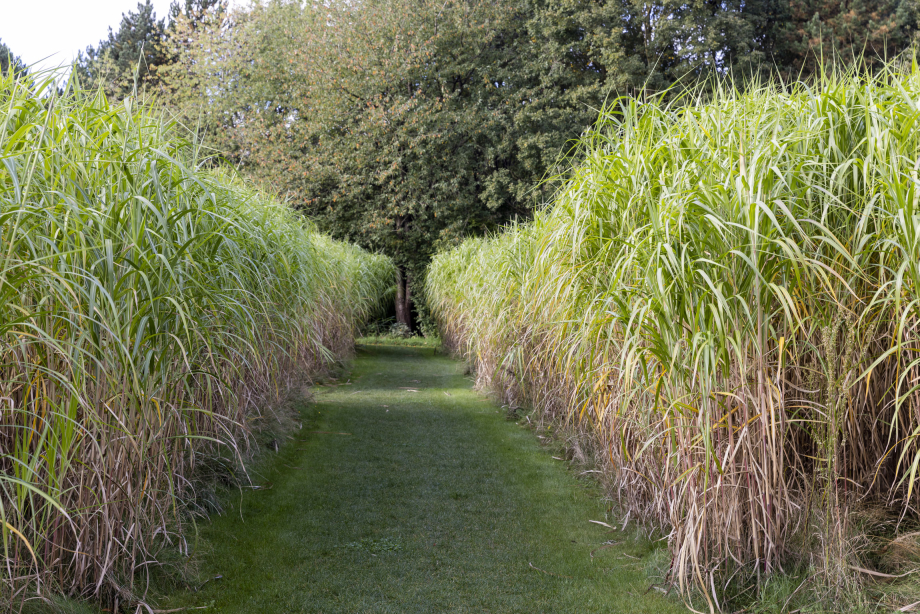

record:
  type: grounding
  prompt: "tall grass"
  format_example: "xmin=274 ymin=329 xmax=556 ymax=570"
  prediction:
xmin=427 ymin=61 xmax=920 ymax=606
xmin=0 ymin=73 xmax=394 ymax=605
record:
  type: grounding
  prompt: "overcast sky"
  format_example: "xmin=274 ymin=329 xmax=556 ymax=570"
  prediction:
xmin=2 ymin=1 xmax=198 ymax=74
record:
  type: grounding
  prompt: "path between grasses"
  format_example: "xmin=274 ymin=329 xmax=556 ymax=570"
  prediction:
xmin=162 ymin=344 xmax=686 ymax=613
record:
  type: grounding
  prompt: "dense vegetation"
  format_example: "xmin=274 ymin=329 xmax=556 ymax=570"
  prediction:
xmin=0 ymin=73 xmax=393 ymax=607
xmin=69 ymin=0 xmax=920 ymax=330
xmin=427 ymin=64 xmax=920 ymax=609
xmin=73 ymin=0 xmax=224 ymax=101
xmin=0 ymin=38 xmax=26 ymax=78
xmin=4 ymin=0 xmax=920 ymax=609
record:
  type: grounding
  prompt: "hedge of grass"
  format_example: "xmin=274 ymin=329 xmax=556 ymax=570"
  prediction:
xmin=0 ymin=73 xmax=394 ymax=604
xmin=427 ymin=63 xmax=920 ymax=607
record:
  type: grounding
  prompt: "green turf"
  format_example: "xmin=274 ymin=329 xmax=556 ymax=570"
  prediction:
xmin=155 ymin=344 xmax=687 ymax=613
xmin=356 ymin=335 xmax=441 ymax=347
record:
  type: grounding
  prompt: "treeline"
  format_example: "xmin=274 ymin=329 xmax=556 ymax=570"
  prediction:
xmin=0 ymin=39 xmax=26 ymax=77
xmin=53 ymin=0 xmax=920 ymax=327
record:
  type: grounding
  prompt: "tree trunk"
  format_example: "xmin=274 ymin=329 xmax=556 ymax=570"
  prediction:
xmin=395 ymin=267 xmax=412 ymax=330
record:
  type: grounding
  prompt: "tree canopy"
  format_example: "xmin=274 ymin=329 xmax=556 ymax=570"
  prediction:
xmin=776 ymin=0 xmax=919 ymax=75
xmin=73 ymin=1 xmax=168 ymax=97
xmin=0 ymin=38 xmax=27 ymax=78
xmin=154 ymin=0 xmax=920 ymax=329
xmin=73 ymin=0 xmax=224 ymax=98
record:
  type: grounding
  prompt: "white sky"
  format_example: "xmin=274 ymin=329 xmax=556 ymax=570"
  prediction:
xmin=0 ymin=1 xmax=226 ymax=75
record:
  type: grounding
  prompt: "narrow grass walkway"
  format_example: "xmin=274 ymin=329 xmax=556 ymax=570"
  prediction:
xmin=161 ymin=344 xmax=686 ymax=613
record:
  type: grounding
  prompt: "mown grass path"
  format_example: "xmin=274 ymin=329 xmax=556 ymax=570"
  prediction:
xmin=164 ymin=344 xmax=686 ymax=613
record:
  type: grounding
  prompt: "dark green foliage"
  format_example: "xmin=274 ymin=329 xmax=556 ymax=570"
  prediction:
xmin=163 ymin=0 xmax=774 ymax=326
xmin=0 ymin=38 xmax=27 ymax=78
xmin=766 ymin=0 xmax=920 ymax=76
xmin=484 ymin=0 xmax=774 ymax=213
xmin=161 ymin=0 xmax=920 ymax=325
xmin=166 ymin=0 xmax=224 ymax=25
xmin=73 ymin=1 xmax=168 ymax=98
xmin=72 ymin=0 xmax=225 ymax=100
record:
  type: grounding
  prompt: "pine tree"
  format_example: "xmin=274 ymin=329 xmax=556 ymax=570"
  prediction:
xmin=167 ymin=0 xmax=224 ymax=25
xmin=772 ymin=0 xmax=919 ymax=76
xmin=0 ymin=38 xmax=27 ymax=78
xmin=73 ymin=1 xmax=168 ymax=98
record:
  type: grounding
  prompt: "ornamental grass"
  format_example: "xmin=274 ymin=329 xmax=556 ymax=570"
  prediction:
xmin=427 ymin=61 xmax=920 ymax=607
xmin=0 ymin=72 xmax=393 ymax=604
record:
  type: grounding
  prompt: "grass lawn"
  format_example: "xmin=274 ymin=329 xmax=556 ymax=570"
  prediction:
xmin=143 ymin=345 xmax=688 ymax=613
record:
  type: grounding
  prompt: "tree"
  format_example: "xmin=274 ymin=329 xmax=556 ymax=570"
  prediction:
xmin=156 ymin=0 xmax=780 ymax=329
xmin=481 ymin=0 xmax=772 ymax=215
xmin=167 ymin=0 xmax=226 ymax=25
xmin=156 ymin=0 xmax=229 ymax=131
xmin=0 ymin=38 xmax=27 ymax=78
xmin=770 ymin=0 xmax=919 ymax=76
xmin=161 ymin=0 xmax=920 ymax=329
xmin=73 ymin=1 xmax=169 ymax=98
xmin=161 ymin=0 xmax=530 ymax=328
